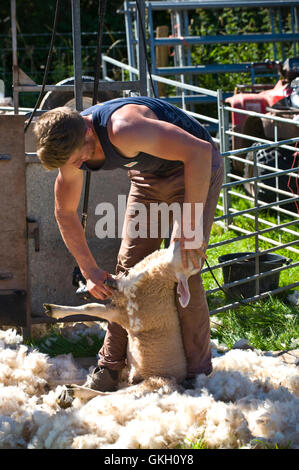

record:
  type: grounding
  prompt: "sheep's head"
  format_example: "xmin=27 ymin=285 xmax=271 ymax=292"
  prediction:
xmin=166 ymin=241 xmax=205 ymax=308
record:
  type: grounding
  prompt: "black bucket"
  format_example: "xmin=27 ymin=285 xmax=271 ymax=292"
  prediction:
xmin=218 ymin=252 xmax=290 ymax=299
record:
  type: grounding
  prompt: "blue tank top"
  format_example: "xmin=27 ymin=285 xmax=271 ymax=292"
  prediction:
xmin=80 ymin=96 xmax=219 ymax=175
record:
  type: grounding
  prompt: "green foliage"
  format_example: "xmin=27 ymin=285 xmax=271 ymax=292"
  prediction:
xmin=180 ymin=435 xmax=208 ymax=449
xmin=0 ymin=0 xmax=125 ymax=106
xmin=159 ymin=6 xmax=294 ymax=117
xmin=188 ymin=6 xmax=291 ymax=92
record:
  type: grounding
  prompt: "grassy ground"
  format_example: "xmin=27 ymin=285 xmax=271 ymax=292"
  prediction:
xmin=204 ymin=188 xmax=299 ymax=352
xmin=182 ymin=437 xmax=292 ymax=449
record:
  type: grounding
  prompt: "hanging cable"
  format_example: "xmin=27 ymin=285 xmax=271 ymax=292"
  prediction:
xmin=135 ymin=0 xmax=157 ymax=98
xmin=73 ymin=0 xmax=107 ymax=294
xmin=205 ymin=258 xmax=265 ymax=311
xmin=80 ymin=0 xmax=107 ymax=233
xmin=24 ymin=0 xmax=61 ymax=133
xmin=92 ymin=0 xmax=107 ymax=106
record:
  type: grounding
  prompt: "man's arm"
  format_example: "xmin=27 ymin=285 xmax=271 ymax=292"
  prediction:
xmin=54 ymin=166 xmax=113 ymax=299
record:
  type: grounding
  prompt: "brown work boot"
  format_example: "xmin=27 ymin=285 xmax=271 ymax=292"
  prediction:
xmin=84 ymin=366 xmax=120 ymax=392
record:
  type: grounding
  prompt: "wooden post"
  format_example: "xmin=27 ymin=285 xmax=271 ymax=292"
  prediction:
xmin=0 ymin=115 xmax=30 ymax=327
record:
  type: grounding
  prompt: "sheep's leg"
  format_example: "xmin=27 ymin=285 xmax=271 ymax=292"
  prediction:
xmin=58 ymin=377 xmax=181 ymax=408
xmin=56 ymin=377 xmax=182 ymax=408
xmin=43 ymin=302 xmax=119 ymax=322
xmin=56 ymin=384 xmax=109 ymax=408
xmin=57 ymin=383 xmax=136 ymax=408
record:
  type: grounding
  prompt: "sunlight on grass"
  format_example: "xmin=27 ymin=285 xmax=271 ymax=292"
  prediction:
xmin=204 ymin=187 xmax=299 ymax=352
xmin=179 ymin=436 xmax=209 ymax=449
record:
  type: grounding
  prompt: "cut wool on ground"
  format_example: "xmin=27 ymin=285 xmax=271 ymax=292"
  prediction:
xmin=0 ymin=327 xmax=298 ymax=449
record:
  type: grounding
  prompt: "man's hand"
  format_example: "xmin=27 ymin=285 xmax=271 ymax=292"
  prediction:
xmin=174 ymin=236 xmax=207 ymax=270
xmin=85 ymin=268 xmax=114 ymax=300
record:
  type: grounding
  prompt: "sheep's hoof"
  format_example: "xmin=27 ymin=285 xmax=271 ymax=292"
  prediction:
xmin=56 ymin=384 xmax=107 ymax=408
xmin=43 ymin=303 xmax=53 ymax=317
xmin=57 ymin=385 xmax=75 ymax=409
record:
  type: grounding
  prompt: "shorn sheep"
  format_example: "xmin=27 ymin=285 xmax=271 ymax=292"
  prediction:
xmin=44 ymin=241 xmax=203 ymax=387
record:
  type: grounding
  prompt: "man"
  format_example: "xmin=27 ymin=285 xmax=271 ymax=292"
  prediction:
xmin=34 ymin=96 xmax=224 ymax=391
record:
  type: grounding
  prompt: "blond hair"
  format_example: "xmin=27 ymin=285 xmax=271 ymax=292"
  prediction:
xmin=33 ymin=107 xmax=86 ymax=170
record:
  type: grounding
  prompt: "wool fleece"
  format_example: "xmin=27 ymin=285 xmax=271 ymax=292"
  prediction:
xmin=0 ymin=328 xmax=298 ymax=449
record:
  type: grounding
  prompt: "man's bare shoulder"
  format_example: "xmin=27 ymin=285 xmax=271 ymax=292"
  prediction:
xmin=107 ymin=104 xmax=158 ymax=156
xmin=113 ymin=103 xmax=158 ymax=121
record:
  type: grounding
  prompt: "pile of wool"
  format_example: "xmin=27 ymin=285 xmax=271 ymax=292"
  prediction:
xmin=0 ymin=327 xmax=298 ymax=449
xmin=0 ymin=328 xmax=88 ymax=448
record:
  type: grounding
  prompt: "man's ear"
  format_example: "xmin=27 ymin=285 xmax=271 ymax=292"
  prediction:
xmin=176 ymin=273 xmax=191 ymax=308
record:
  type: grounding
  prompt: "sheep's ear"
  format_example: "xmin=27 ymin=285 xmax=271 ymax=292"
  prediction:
xmin=176 ymin=273 xmax=191 ymax=308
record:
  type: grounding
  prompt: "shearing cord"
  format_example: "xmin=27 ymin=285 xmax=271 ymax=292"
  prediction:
xmin=24 ymin=0 xmax=61 ymax=133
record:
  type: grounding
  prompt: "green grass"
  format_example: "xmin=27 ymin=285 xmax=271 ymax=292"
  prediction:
xmin=250 ymin=439 xmax=292 ymax=449
xmin=180 ymin=437 xmax=292 ymax=449
xmin=180 ymin=436 xmax=209 ymax=449
xmin=209 ymin=296 xmax=298 ymax=350
xmin=26 ymin=327 xmax=104 ymax=358
xmin=204 ymin=187 xmax=299 ymax=352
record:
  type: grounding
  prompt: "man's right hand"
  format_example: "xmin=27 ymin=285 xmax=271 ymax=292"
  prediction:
xmin=85 ymin=268 xmax=114 ymax=300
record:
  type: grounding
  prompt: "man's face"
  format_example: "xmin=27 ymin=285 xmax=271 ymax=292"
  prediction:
xmin=65 ymin=127 xmax=95 ymax=169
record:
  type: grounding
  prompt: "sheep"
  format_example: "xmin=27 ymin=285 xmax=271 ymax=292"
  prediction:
xmin=44 ymin=241 xmax=203 ymax=390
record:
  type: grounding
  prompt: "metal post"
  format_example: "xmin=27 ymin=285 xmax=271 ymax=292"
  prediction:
xmin=170 ymin=10 xmax=178 ymax=96
xmin=71 ymin=0 xmax=83 ymax=111
xmin=253 ymin=148 xmax=260 ymax=297
xmin=294 ymin=7 xmax=299 ymax=57
xmin=183 ymin=9 xmax=194 ymax=112
xmin=291 ymin=6 xmax=298 ymax=56
xmin=124 ymin=0 xmax=135 ymax=81
xmin=136 ymin=0 xmax=147 ymax=96
xmin=176 ymin=10 xmax=186 ymax=110
xmin=269 ymin=8 xmax=278 ymax=63
xmin=10 ymin=0 xmax=19 ymax=114
xmin=278 ymin=8 xmax=286 ymax=62
xmin=217 ymin=88 xmax=232 ymax=229
xmin=148 ymin=2 xmax=159 ymax=97
xmin=274 ymin=123 xmax=281 ymax=242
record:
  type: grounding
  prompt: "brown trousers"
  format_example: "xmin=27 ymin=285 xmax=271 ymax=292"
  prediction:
xmin=98 ymin=157 xmax=224 ymax=377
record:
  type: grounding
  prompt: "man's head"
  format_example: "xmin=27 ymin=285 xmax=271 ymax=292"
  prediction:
xmin=33 ymin=107 xmax=86 ymax=170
